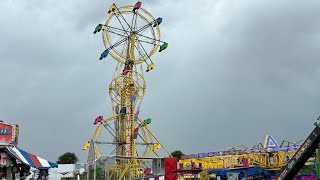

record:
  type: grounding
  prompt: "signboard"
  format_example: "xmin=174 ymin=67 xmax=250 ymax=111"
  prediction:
xmin=0 ymin=122 xmax=14 ymax=144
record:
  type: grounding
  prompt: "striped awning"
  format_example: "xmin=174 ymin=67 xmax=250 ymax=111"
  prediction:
xmin=5 ymin=146 xmax=58 ymax=169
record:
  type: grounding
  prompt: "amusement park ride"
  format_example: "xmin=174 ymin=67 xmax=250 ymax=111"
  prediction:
xmin=180 ymin=134 xmax=302 ymax=171
xmin=177 ymin=134 xmax=301 ymax=179
xmin=83 ymin=1 xmax=176 ymax=180
xmin=80 ymin=1 xmax=320 ymax=180
xmin=178 ymin=118 xmax=320 ymax=180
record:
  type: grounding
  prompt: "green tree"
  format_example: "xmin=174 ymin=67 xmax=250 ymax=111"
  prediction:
xmin=56 ymin=152 xmax=78 ymax=164
xmin=171 ymin=150 xmax=184 ymax=160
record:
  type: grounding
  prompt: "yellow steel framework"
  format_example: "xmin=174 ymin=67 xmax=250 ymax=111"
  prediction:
xmin=179 ymin=148 xmax=315 ymax=179
xmin=180 ymin=150 xmax=298 ymax=171
xmin=84 ymin=2 xmax=170 ymax=180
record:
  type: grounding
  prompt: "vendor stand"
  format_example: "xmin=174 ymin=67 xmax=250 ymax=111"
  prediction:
xmin=0 ymin=120 xmax=57 ymax=179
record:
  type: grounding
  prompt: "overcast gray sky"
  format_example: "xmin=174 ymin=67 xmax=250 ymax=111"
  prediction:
xmin=1 ymin=0 xmax=320 ymax=163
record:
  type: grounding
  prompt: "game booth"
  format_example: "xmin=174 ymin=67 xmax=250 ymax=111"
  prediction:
xmin=0 ymin=121 xmax=57 ymax=179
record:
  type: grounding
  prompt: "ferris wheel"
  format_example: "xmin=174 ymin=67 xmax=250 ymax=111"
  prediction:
xmin=94 ymin=2 xmax=168 ymax=71
xmin=83 ymin=2 xmax=170 ymax=179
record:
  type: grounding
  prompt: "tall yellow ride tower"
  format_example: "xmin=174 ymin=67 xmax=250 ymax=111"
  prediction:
xmin=83 ymin=2 xmax=170 ymax=180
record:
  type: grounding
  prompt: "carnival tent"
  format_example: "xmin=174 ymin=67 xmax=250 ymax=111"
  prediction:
xmin=4 ymin=146 xmax=58 ymax=169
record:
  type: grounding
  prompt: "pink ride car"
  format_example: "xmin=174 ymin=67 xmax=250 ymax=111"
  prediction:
xmin=94 ymin=116 xmax=104 ymax=125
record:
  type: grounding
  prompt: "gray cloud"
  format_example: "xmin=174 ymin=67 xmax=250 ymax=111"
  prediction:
xmin=1 ymin=0 xmax=320 ymax=163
